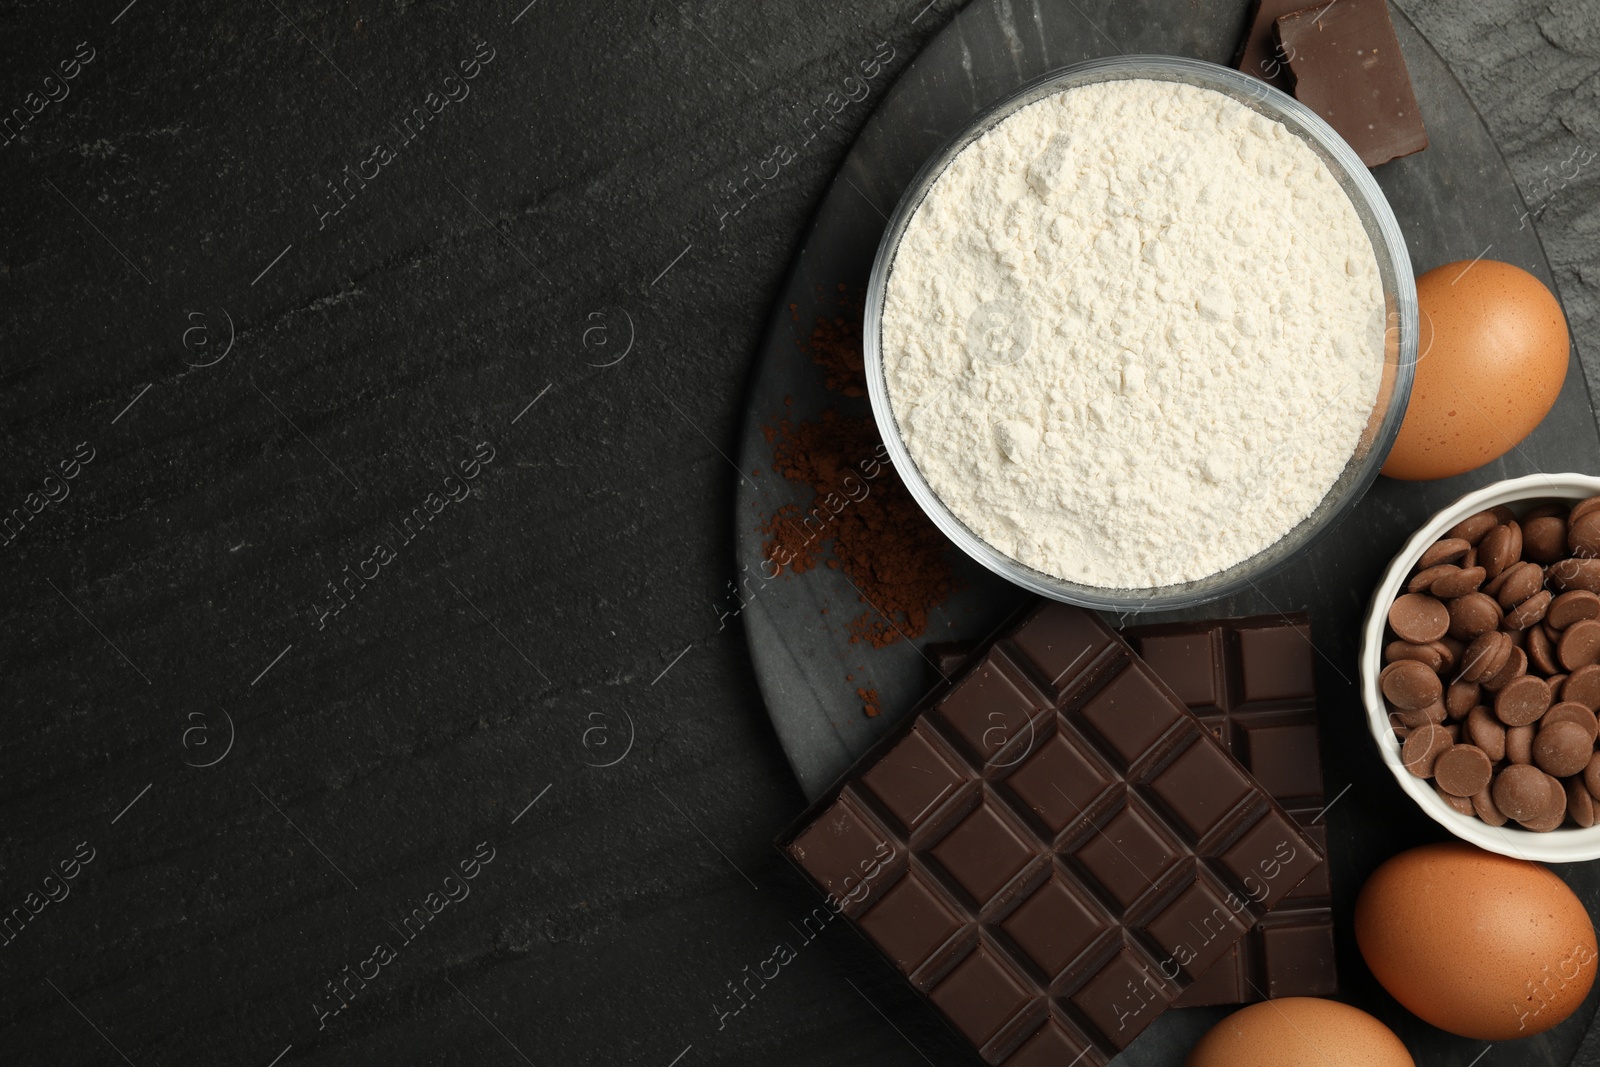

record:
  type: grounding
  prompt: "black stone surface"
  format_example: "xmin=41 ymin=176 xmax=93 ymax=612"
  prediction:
xmin=1 ymin=1 xmax=1598 ymax=1066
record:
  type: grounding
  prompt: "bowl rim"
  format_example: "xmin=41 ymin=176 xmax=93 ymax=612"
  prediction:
xmin=862 ymin=54 xmax=1418 ymax=611
xmin=1360 ymin=472 xmax=1600 ymax=861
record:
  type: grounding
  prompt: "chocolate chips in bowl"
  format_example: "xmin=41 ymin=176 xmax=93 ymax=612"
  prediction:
xmin=1361 ymin=474 xmax=1600 ymax=861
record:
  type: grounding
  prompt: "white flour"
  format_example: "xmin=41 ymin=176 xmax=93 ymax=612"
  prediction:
xmin=882 ymin=79 xmax=1384 ymax=588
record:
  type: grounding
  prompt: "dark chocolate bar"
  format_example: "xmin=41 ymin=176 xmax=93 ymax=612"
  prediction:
xmin=1126 ymin=614 xmax=1337 ymax=1006
xmin=782 ymin=603 xmax=1324 ymax=1066
xmin=1276 ymin=0 xmax=1428 ymax=167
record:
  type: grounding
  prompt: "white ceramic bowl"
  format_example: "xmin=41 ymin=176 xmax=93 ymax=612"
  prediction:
xmin=1361 ymin=472 xmax=1600 ymax=861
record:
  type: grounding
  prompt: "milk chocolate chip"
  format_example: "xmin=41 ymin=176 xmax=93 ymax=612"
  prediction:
xmin=1549 ymin=589 xmax=1600 ymax=630
xmin=1551 ymin=558 xmax=1600 ymax=593
xmin=1559 ymin=619 xmax=1600 ymax=670
xmin=1494 ymin=764 xmax=1556 ymax=822
xmin=1473 ymin=786 xmax=1509 ymax=826
xmin=1496 ymin=561 xmax=1544 ymax=609
xmin=1402 ymin=723 xmax=1452 ymax=778
xmin=1525 ymin=515 xmax=1570 ymax=564
xmin=1461 ymin=631 xmax=1513 ymax=683
xmin=1445 ymin=680 xmax=1480 ymax=719
xmin=1528 ymin=625 xmax=1560 ymax=675
xmin=1534 ymin=720 xmax=1593 ymax=777
xmin=1381 ymin=660 xmax=1443 ymax=710
xmin=1390 ymin=593 xmax=1450 ymax=643
xmin=1434 ymin=744 xmax=1494 ymax=797
xmin=1385 ymin=640 xmax=1444 ymax=672
xmin=1448 ymin=510 xmax=1501 ymax=545
xmin=1466 ymin=705 xmax=1506 ymax=761
xmin=1494 ymin=675 xmax=1551 ymax=727
xmin=1505 ymin=589 xmax=1553 ymax=631
xmin=1542 ymin=702 xmax=1598 ymax=741
xmin=1564 ymin=664 xmax=1600 ymax=710
xmin=1518 ymin=776 xmax=1568 ymax=831
xmin=1479 ymin=522 xmax=1523 ymax=578
xmin=1435 ymin=783 xmax=1476 ymax=816
xmin=1433 ymin=566 xmax=1487 ymax=598
xmin=1408 ymin=564 xmax=1459 ymax=594
xmin=1419 ymin=537 xmax=1471 ymax=569
xmin=1569 ymin=510 xmax=1600 ymax=558
xmin=1567 ymin=777 xmax=1596 ymax=828
xmin=1507 ymin=724 xmax=1535 ymax=765
xmin=1481 ymin=646 xmax=1528 ymax=692
xmin=1394 ymin=701 xmax=1448 ymax=729
xmin=1447 ymin=593 xmax=1502 ymax=641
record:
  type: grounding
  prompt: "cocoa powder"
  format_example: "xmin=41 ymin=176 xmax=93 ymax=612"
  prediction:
xmin=791 ymin=284 xmax=865 ymax=397
xmin=760 ymin=294 xmax=957 ymax=652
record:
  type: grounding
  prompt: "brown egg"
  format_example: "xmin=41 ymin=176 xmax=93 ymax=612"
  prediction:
xmin=1382 ymin=260 xmax=1569 ymax=480
xmin=1355 ymin=842 xmax=1596 ymax=1039
xmin=1185 ymin=997 xmax=1412 ymax=1067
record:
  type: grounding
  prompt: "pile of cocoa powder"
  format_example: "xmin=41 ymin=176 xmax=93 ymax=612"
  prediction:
xmin=760 ymin=291 xmax=957 ymax=657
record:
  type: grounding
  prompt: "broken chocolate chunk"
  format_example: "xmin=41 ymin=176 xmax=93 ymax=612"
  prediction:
xmin=1233 ymin=0 xmax=1324 ymax=91
xmin=1276 ymin=0 xmax=1429 ymax=168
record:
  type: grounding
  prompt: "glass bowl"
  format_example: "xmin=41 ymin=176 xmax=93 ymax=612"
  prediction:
xmin=1360 ymin=473 xmax=1600 ymax=862
xmin=862 ymin=55 xmax=1418 ymax=612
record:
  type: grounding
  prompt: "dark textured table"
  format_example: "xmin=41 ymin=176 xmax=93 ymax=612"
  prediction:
xmin=1 ymin=1 xmax=1597 ymax=1065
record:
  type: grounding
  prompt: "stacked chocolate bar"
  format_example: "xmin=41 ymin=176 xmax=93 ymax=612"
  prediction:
xmin=780 ymin=604 xmax=1337 ymax=1066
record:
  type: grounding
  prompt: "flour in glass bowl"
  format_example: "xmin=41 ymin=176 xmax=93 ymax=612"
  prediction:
xmin=881 ymin=79 xmax=1385 ymax=589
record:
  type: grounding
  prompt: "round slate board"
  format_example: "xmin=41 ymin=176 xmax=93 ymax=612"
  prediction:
xmin=735 ymin=1 xmax=1600 ymax=1062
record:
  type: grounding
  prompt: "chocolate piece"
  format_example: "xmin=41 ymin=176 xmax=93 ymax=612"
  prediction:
xmin=1560 ymin=619 xmax=1600 ymax=670
xmin=1380 ymin=660 xmax=1440 ymax=710
xmin=1126 ymin=613 xmax=1338 ymax=1008
xmin=1564 ymin=665 xmax=1600 ymax=710
xmin=1494 ymin=764 xmax=1555 ymax=822
xmin=781 ymin=604 xmax=1322 ymax=1065
xmin=1496 ymin=562 xmax=1545 ymax=610
xmin=1507 ymin=724 xmax=1535 ymax=765
xmin=1390 ymin=593 xmax=1449 ymax=643
xmin=1534 ymin=720 xmax=1593 ymax=778
xmin=1233 ymin=0 xmax=1320 ymax=90
xmin=1449 ymin=594 xmax=1503 ymax=642
xmin=1551 ymin=558 xmax=1600 ymax=594
xmin=1466 ymin=706 xmax=1507 ymax=762
xmin=1461 ymin=631 xmax=1512 ymax=683
xmin=1384 ymin=639 xmax=1443 ymax=672
xmin=1526 ymin=516 xmax=1569 ymax=563
xmin=1550 ymin=591 xmax=1600 ymax=631
xmin=1541 ymin=702 xmax=1598 ymax=742
xmin=1419 ymin=538 xmax=1470 ymax=569
xmin=1494 ymin=675 xmax=1551 ymax=727
xmin=1402 ymin=724 xmax=1452 ymax=777
xmin=1507 ymin=590 xmax=1553 ymax=631
xmin=1276 ymin=0 xmax=1428 ymax=167
xmin=1481 ymin=647 xmax=1528 ymax=693
xmin=1432 ymin=566 xmax=1485 ymax=598
xmin=1406 ymin=564 xmax=1457 ymax=595
xmin=1448 ymin=510 xmax=1501 ymax=545
xmin=1479 ymin=523 xmax=1524 ymax=578
xmin=1445 ymin=681 xmax=1479 ymax=720
xmin=1473 ymin=786 xmax=1509 ymax=826
xmin=1519 ymin=774 xmax=1568 ymax=831
xmin=1570 ymin=511 xmax=1600 ymax=558
xmin=1434 ymin=745 xmax=1493 ymax=797
xmin=1568 ymin=778 xmax=1596 ymax=828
